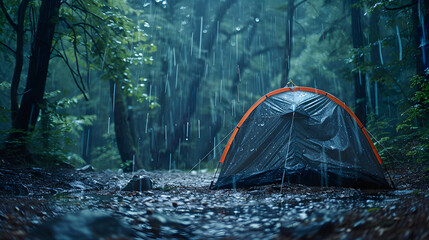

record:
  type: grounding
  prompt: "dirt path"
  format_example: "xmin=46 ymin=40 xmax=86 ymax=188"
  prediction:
xmin=1 ymin=167 xmax=428 ymax=239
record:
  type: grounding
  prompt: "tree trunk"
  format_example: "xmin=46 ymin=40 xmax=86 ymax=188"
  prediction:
xmin=13 ymin=0 xmax=60 ymax=131
xmin=152 ymin=0 xmax=237 ymax=169
xmin=350 ymin=0 xmax=366 ymax=126
xmin=3 ymin=0 xmax=61 ymax=165
xmin=10 ymin=0 xmax=30 ymax=124
xmin=110 ymin=80 xmax=142 ymax=171
xmin=281 ymin=0 xmax=295 ymax=87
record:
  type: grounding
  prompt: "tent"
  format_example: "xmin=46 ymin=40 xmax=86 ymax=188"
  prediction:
xmin=212 ymin=87 xmax=391 ymax=189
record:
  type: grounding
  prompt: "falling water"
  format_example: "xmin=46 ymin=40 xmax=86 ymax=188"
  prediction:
xmin=132 ymin=154 xmax=135 ymax=174
xmin=236 ymin=34 xmax=239 ymax=62
xmin=148 ymin=84 xmax=152 ymax=103
xmin=175 ymin=64 xmax=179 ymax=88
xmin=213 ymin=137 xmax=216 ymax=159
xmin=165 ymin=125 xmax=168 ymax=149
xmin=169 ymin=153 xmax=172 ymax=172
xmin=190 ymin=32 xmax=194 ymax=56
xmin=395 ymin=25 xmax=402 ymax=61
xmin=419 ymin=0 xmax=426 ymax=65
xmin=186 ymin=122 xmax=189 ymax=140
xmin=112 ymin=82 xmax=116 ymax=113
xmin=378 ymin=40 xmax=384 ymax=65
xmin=164 ymin=74 xmax=169 ymax=93
xmin=173 ymin=48 xmax=176 ymax=66
xmin=199 ymin=17 xmax=203 ymax=58
xmin=107 ymin=116 xmax=110 ymax=133
xmin=220 ymin=80 xmax=223 ymax=103
xmin=145 ymin=113 xmax=149 ymax=133
xmin=216 ymin=20 xmax=219 ymax=44
xmin=198 ymin=119 xmax=201 ymax=138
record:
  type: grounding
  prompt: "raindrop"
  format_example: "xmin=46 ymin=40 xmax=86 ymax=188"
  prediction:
xmin=213 ymin=137 xmax=216 ymax=159
xmin=378 ymin=40 xmax=384 ymax=65
xmin=132 ymin=154 xmax=135 ymax=174
xmin=112 ymin=83 xmax=116 ymax=113
xmin=199 ymin=17 xmax=203 ymax=58
xmin=107 ymin=116 xmax=110 ymax=134
xmin=165 ymin=125 xmax=168 ymax=149
xmin=198 ymin=120 xmax=201 ymax=138
xmin=396 ymin=25 xmax=402 ymax=61
xmin=175 ymin=64 xmax=179 ymax=89
xmin=186 ymin=122 xmax=189 ymax=140
xmin=169 ymin=153 xmax=172 ymax=172
xmin=145 ymin=113 xmax=149 ymax=133
xmin=190 ymin=32 xmax=194 ymax=56
xmin=173 ymin=48 xmax=176 ymax=66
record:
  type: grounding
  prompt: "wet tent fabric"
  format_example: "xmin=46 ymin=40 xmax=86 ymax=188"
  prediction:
xmin=213 ymin=87 xmax=390 ymax=189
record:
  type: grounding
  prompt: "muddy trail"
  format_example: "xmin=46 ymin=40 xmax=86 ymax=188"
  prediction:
xmin=1 ymin=166 xmax=429 ymax=240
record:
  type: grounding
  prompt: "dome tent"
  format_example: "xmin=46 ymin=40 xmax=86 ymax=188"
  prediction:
xmin=212 ymin=87 xmax=391 ymax=189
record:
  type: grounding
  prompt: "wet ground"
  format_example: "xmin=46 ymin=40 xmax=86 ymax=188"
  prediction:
xmin=1 ymin=166 xmax=429 ymax=239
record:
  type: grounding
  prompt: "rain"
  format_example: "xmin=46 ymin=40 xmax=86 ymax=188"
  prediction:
xmin=0 ymin=0 xmax=429 ymax=239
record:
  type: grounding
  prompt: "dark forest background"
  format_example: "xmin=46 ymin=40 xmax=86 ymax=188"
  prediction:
xmin=0 ymin=0 xmax=428 ymax=172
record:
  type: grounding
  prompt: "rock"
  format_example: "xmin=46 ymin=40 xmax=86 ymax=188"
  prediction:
xmin=123 ymin=175 xmax=152 ymax=192
xmin=280 ymin=220 xmax=335 ymax=239
xmin=77 ymin=165 xmax=95 ymax=172
xmin=0 ymin=183 xmax=29 ymax=196
xmin=69 ymin=181 xmax=88 ymax=190
xmin=30 ymin=210 xmax=135 ymax=240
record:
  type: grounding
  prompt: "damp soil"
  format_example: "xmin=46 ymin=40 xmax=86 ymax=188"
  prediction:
xmin=1 ymin=166 xmax=429 ymax=240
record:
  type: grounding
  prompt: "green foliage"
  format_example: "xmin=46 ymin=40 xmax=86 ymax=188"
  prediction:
xmin=90 ymin=131 xmax=122 ymax=170
xmin=395 ymin=75 xmax=429 ymax=163
xmin=369 ymin=74 xmax=429 ymax=167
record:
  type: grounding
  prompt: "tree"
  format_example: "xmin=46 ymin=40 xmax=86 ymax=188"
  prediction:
xmin=0 ymin=0 xmax=152 ymax=167
xmin=350 ymin=0 xmax=367 ymax=125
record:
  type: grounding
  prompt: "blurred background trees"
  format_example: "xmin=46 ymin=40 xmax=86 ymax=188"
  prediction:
xmin=0 ymin=0 xmax=427 ymax=171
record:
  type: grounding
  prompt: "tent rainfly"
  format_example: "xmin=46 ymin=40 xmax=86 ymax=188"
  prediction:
xmin=212 ymin=87 xmax=391 ymax=189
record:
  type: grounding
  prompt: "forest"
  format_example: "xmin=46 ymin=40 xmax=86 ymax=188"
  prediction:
xmin=0 ymin=0 xmax=428 ymax=239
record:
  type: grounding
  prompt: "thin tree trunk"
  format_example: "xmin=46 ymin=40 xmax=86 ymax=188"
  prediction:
xmin=110 ymin=80 xmax=142 ymax=171
xmin=4 ymin=0 xmax=61 ymax=165
xmin=5 ymin=0 xmax=30 ymax=124
xmin=350 ymin=0 xmax=366 ymax=126
xmin=13 ymin=0 xmax=60 ymax=131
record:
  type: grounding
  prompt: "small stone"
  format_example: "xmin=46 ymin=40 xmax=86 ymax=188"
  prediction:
xmin=123 ymin=175 xmax=152 ymax=192
xmin=1 ymin=183 xmax=29 ymax=196
xmin=77 ymin=165 xmax=95 ymax=172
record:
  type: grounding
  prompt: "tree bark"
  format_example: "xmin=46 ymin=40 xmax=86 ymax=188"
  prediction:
xmin=110 ymin=80 xmax=142 ymax=171
xmin=13 ymin=0 xmax=60 ymax=131
xmin=350 ymin=0 xmax=366 ymax=126
xmin=8 ymin=0 xmax=30 ymax=124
